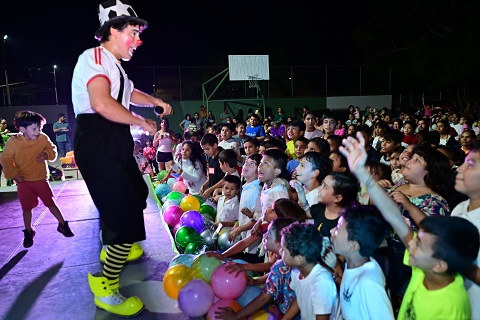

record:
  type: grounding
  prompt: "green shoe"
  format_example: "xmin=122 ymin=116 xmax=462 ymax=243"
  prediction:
xmin=88 ymin=273 xmax=144 ymax=317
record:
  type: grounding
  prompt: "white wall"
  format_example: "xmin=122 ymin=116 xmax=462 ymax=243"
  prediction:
xmin=326 ymin=95 xmax=392 ymax=110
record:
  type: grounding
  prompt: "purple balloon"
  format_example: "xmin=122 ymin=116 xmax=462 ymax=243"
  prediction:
xmin=178 ymin=279 xmax=214 ymax=317
xmin=180 ymin=210 xmax=205 ymax=233
xmin=163 ymin=206 xmax=184 ymax=227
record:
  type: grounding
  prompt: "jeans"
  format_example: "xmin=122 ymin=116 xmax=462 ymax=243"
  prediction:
xmin=57 ymin=140 xmax=72 ymax=158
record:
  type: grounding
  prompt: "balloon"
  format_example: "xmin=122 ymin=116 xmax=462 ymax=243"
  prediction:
xmin=153 ymin=181 xmax=161 ymax=187
xmin=163 ymin=205 xmax=184 ymax=227
xmin=175 ymin=226 xmax=201 ymax=250
xmin=168 ymin=254 xmax=196 ymax=268
xmin=166 ymin=177 xmax=176 ymax=187
xmin=161 ymin=199 xmax=181 ymax=212
xmin=162 ymin=264 xmax=193 ymax=300
xmin=155 ymin=183 xmax=171 ymax=200
xmin=207 ymin=299 xmax=242 ymax=320
xmin=247 ymin=310 xmax=277 ymax=320
xmin=217 ymin=227 xmax=242 ymax=251
xmin=180 ymin=210 xmax=205 ymax=233
xmin=178 ymin=279 xmax=214 ymax=317
xmin=200 ymin=228 xmax=217 ymax=248
xmin=199 ymin=204 xmax=217 ymax=221
xmin=210 ymin=264 xmax=247 ymax=299
xmin=236 ymin=285 xmax=264 ymax=307
xmin=180 ymin=195 xmax=201 ymax=212
xmin=184 ymin=240 xmax=206 ymax=254
xmin=191 ymin=253 xmax=223 ymax=284
xmin=193 ymin=194 xmax=205 ymax=205
xmin=164 ymin=191 xmax=184 ymax=203
xmin=157 ymin=170 xmax=169 ymax=181
xmin=172 ymin=181 xmax=187 ymax=193
xmin=173 ymin=223 xmax=181 ymax=235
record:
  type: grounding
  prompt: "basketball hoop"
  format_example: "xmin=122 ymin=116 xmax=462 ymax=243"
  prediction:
xmin=248 ymin=74 xmax=260 ymax=88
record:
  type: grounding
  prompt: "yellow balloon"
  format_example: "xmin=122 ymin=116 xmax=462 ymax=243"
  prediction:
xmin=180 ymin=195 xmax=201 ymax=212
xmin=163 ymin=264 xmax=193 ymax=299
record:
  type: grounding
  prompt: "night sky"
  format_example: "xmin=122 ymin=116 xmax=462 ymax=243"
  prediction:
xmin=1 ymin=0 xmax=367 ymax=69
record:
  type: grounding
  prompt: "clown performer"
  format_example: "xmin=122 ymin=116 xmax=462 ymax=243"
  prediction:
xmin=71 ymin=0 xmax=172 ymax=316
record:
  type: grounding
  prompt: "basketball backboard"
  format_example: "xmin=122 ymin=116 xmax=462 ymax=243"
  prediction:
xmin=228 ymin=55 xmax=270 ymax=81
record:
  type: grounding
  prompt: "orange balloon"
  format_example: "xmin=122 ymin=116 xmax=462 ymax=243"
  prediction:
xmin=163 ymin=264 xmax=193 ymax=299
xmin=180 ymin=195 xmax=201 ymax=212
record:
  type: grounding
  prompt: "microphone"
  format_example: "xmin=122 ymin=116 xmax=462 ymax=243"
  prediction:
xmin=154 ymin=105 xmax=174 ymax=118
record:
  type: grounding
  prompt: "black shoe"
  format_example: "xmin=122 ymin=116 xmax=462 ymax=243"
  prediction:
xmin=57 ymin=221 xmax=74 ymax=237
xmin=23 ymin=229 xmax=36 ymax=248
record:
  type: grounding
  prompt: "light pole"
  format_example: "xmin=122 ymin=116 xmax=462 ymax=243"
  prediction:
xmin=53 ymin=65 xmax=58 ymax=104
xmin=3 ymin=35 xmax=11 ymax=106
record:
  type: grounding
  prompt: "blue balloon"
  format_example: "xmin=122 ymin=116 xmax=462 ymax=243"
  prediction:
xmin=236 ymin=285 xmax=263 ymax=307
xmin=155 ymin=183 xmax=171 ymax=200
xmin=169 ymin=253 xmax=196 ymax=268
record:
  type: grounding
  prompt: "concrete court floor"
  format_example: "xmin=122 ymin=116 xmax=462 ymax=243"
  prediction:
xmin=0 ymin=174 xmax=193 ymax=320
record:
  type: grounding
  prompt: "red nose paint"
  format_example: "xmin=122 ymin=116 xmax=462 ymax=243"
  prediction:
xmin=136 ymin=39 xmax=143 ymax=46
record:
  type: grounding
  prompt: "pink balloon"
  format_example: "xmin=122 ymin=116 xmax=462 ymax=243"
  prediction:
xmin=173 ymin=223 xmax=181 ymax=234
xmin=210 ymin=264 xmax=247 ymax=299
xmin=163 ymin=205 xmax=184 ymax=227
xmin=172 ymin=181 xmax=187 ymax=193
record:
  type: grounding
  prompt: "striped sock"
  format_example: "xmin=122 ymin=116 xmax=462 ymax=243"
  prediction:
xmin=103 ymin=243 xmax=133 ymax=280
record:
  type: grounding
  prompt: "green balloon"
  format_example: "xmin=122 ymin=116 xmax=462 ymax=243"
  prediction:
xmin=157 ymin=170 xmax=169 ymax=180
xmin=184 ymin=239 xmax=206 ymax=254
xmin=193 ymin=195 xmax=205 ymax=205
xmin=199 ymin=204 xmax=216 ymax=221
xmin=165 ymin=191 xmax=184 ymax=203
xmin=191 ymin=253 xmax=223 ymax=284
xmin=175 ymin=226 xmax=201 ymax=249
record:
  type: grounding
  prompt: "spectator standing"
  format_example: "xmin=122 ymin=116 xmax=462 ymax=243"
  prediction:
xmin=53 ymin=113 xmax=72 ymax=157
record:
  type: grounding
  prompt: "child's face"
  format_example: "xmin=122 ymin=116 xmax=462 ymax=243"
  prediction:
xmin=380 ymin=139 xmax=396 ymax=155
xmin=201 ymin=143 xmax=217 ymax=157
xmin=181 ymin=144 xmax=192 ymax=159
xmin=287 ymin=126 xmax=303 ymax=140
xmin=20 ymin=123 xmax=42 ymax=141
xmin=327 ymin=138 xmax=340 ymax=152
xmin=437 ymin=122 xmax=448 ymax=134
xmin=295 ymin=157 xmax=317 ymax=183
xmin=294 ymin=141 xmax=307 ymax=158
xmin=250 ymin=117 xmax=259 ymax=127
xmin=330 ymin=216 xmax=351 ymax=256
xmin=323 ymin=118 xmax=336 ymax=134
xmin=393 ymin=121 xmax=401 ymax=130
xmin=220 ymin=161 xmax=231 ymax=173
xmin=407 ymin=230 xmax=437 ymax=270
xmin=244 ymin=141 xmax=258 ymax=156
xmin=206 ymin=127 xmax=214 ymax=134
xmin=258 ymin=155 xmax=279 ymax=184
xmin=460 ymin=131 xmax=474 ymax=147
xmin=390 ymin=152 xmax=401 ymax=170
xmin=242 ymin=158 xmax=259 ymax=180
xmin=222 ymin=181 xmax=238 ymax=199
xmin=305 ymin=142 xmax=321 ymax=154
xmin=220 ymin=126 xmax=233 ymax=141
xmin=317 ymin=175 xmax=338 ymax=205
xmin=375 ymin=126 xmax=386 ymax=137
xmin=279 ymin=235 xmax=295 ymax=267
xmin=455 ymin=151 xmax=480 ymax=197
xmin=347 ymin=125 xmax=355 ymax=136
xmin=304 ymin=114 xmax=316 ymax=129
xmin=237 ymin=124 xmax=246 ymax=137
xmin=399 ymin=145 xmax=415 ymax=166
xmin=263 ymin=224 xmax=279 ymax=253
xmin=258 ymin=146 xmax=266 ymax=155
xmin=329 ymin=153 xmax=345 ymax=172
xmin=450 ymin=114 xmax=459 ymax=124
xmin=403 ymin=123 xmax=414 ymax=135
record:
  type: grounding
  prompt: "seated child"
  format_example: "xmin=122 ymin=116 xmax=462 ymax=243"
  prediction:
xmin=214 ymin=218 xmax=301 ymax=320
xmin=287 ymin=136 xmax=309 ymax=176
xmin=281 ymin=222 xmax=338 ymax=319
xmin=328 ymin=206 xmax=394 ymax=319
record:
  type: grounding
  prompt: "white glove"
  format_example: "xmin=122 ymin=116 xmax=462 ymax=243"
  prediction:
xmin=323 ymin=251 xmax=337 ymax=269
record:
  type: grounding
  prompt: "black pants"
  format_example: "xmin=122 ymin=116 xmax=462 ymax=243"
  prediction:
xmin=74 ymin=114 xmax=148 ymax=245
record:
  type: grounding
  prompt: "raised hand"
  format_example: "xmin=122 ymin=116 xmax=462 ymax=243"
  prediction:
xmin=339 ymin=132 xmax=368 ymax=175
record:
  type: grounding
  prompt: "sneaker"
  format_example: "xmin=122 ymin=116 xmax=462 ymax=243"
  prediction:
xmin=57 ymin=221 xmax=74 ymax=237
xmin=23 ymin=229 xmax=36 ymax=248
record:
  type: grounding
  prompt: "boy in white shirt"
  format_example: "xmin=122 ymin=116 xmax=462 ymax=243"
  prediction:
xmin=328 ymin=206 xmax=394 ymax=320
xmin=216 ymin=174 xmax=241 ymax=227
xmin=281 ymin=222 xmax=337 ymax=319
